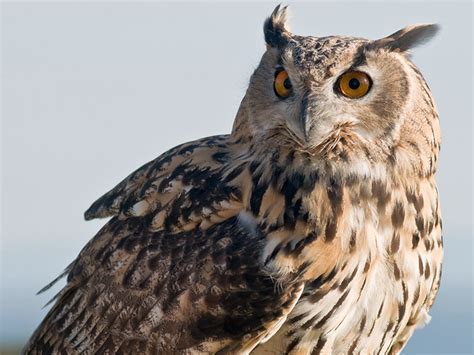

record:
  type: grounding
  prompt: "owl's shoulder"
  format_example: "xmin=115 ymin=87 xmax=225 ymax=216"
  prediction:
xmin=83 ymin=134 xmax=239 ymax=225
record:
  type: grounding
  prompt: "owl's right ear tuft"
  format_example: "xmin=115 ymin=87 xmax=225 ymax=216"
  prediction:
xmin=264 ymin=4 xmax=291 ymax=48
xmin=369 ymin=24 xmax=440 ymax=52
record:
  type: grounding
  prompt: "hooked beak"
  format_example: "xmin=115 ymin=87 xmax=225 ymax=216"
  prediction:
xmin=299 ymin=93 xmax=311 ymax=142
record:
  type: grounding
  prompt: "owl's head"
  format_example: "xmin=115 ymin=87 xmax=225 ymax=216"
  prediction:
xmin=235 ymin=5 xmax=440 ymax=179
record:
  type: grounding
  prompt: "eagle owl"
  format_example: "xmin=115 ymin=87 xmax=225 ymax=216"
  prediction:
xmin=25 ymin=5 xmax=442 ymax=354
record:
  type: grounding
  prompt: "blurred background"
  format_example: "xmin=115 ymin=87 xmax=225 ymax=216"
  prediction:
xmin=1 ymin=2 xmax=472 ymax=354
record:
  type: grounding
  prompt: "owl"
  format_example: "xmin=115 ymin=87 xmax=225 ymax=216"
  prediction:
xmin=24 ymin=5 xmax=442 ymax=354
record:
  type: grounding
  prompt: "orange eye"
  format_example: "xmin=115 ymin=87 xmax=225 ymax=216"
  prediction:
xmin=338 ymin=71 xmax=372 ymax=99
xmin=274 ymin=70 xmax=292 ymax=98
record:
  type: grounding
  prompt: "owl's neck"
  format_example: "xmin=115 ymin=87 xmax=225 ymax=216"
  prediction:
xmin=230 ymin=142 xmax=436 ymax=284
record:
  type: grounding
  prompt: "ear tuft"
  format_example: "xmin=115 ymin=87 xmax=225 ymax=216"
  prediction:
xmin=264 ymin=4 xmax=291 ymax=48
xmin=369 ymin=24 xmax=440 ymax=52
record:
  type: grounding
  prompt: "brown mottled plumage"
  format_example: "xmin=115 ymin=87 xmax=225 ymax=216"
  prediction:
xmin=24 ymin=5 xmax=442 ymax=354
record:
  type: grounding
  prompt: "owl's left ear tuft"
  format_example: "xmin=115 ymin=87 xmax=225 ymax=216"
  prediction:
xmin=264 ymin=4 xmax=291 ymax=48
xmin=369 ymin=24 xmax=440 ymax=52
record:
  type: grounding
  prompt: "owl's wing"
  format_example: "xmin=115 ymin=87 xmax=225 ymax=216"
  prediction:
xmin=83 ymin=135 xmax=241 ymax=228
xmin=35 ymin=135 xmax=240 ymax=295
xmin=25 ymin=135 xmax=305 ymax=354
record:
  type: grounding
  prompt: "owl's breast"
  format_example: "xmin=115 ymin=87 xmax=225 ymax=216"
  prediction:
xmin=254 ymin=176 xmax=443 ymax=354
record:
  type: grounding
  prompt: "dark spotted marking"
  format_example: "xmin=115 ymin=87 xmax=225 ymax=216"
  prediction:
xmin=377 ymin=320 xmax=396 ymax=353
xmin=416 ymin=215 xmax=426 ymax=238
xmin=281 ymin=172 xmax=305 ymax=207
xmin=292 ymin=197 xmax=302 ymax=219
xmin=339 ymin=149 xmax=349 ymax=162
xmin=437 ymin=236 xmax=442 ymax=248
xmin=393 ymin=263 xmax=401 ymax=281
xmin=211 ymin=151 xmax=229 ymax=163
xmin=358 ymin=184 xmax=371 ymax=203
xmin=292 ymin=231 xmax=318 ymax=256
xmin=418 ymin=255 xmax=424 ymax=275
xmin=311 ymin=336 xmax=327 ymax=354
xmin=339 ymin=267 xmax=358 ymax=292
xmin=356 ymin=277 xmax=368 ymax=303
xmin=345 ymin=174 xmax=359 ymax=188
xmin=350 ymin=42 xmax=369 ymax=68
xmin=264 ymin=244 xmax=282 ymax=265
xmin=428 ymin=220 xmax=434 ymax=235
xmin=306 ymin=270 xmax=338 ymax=304
xmin=248 ymin=160 xmax=260 ymax=174
xmin=349 ymin=230 xmax=357 ymax=252
xmin=424 ymin=262 xmax=431 ymax=279
xmin=286 ymin=336 xmax=301 ymax=353
xmin=303 ymin=170 xmax=320 ymax=191
xmin=397 ymin=301 xmax=406 ymax=326
xmin=286 ymin=151 xmax=295 ymax=164
xmin=424 ymin=237 xmax=433 ymax=251
xmin=402 ymin=281 xmax=409 ymax=303
xmin=301 ymin=314 xmax=317 ymax=330
xmin=164 ymin=193 xmax=189 ymax=230
xmin=293 ymin=197 xmax=302 ymax=219
xmin=306 ymin=268 xmax=338 ymax=292
xmin=300 ymin=211 xmax=310 ymax=224
xmin=249 ymin=171 xmax=267 ymax=215
xmin=390 ymin=232 xmax=400 ymax=254
xmin=372 ymin=180 xmax=391 ymax=211
xmin=412 ymin=285 xmax=421 ymax=307
xmin=157 ymin=162 xmax=191 ymax=192
xmin=387 ymin=146 xmax=397 ymax=166
xmin=328 ymin=178 xmax=344 ymax=217
xmin=223 ymin=164 xmax=245 ymax=183
xmin=312 ymin=290 xmax=350 ymax=329
xmin=288 ymin=312 xmax=308 ymax=325
xmin=97 ymin=336 xmax=117 ymax=354
xmin=147 ymin=255 xmax=161 ymax=271
xmin=283 ymin=197 xmax=302 ymax=229
xmin=270 ymin=165 xmax=284 ymax=188
xmin=377 ymin=301 xmax=385 ymax=318
xmin=391 ymin=201 xmax=405 ymax=228
xmin=306 ymin=289 xmax=327 ymax=305
xmin=359 ymin=314 xmax=367 ymax=332
xmin=412 ymin=232 xmax=420 ymax=248
xmin=406 ymin=189 xmax=424 ymax=213
xmin=363 ymin=258 xmax=371 ymax=273
xmin=348 ymin=336 xmax=360 ymax=354
xmin=324 ymin=219 xmax=338 ymax=242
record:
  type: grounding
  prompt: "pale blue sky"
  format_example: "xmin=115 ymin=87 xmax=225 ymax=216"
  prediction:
xmin=1 ymin=2 xmax=473 ymax=353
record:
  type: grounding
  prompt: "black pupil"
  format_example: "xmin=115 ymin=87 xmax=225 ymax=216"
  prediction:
xmin=283 ymin=78 xmax=292 ymax=90
xmin=348 ymin=78 xmax=360 ymax=90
